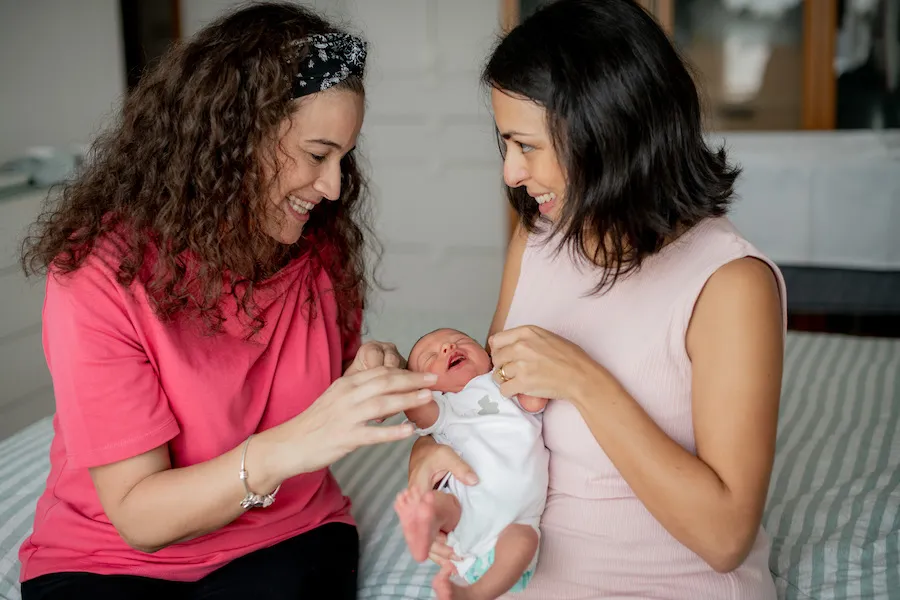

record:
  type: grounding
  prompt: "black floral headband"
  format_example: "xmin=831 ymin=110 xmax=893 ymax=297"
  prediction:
xmin=288 ymin=32 xmax=367 ymax=98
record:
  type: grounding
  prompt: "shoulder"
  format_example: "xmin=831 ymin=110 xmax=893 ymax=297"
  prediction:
xmin=655 ymin=218 xmax=785 ymax=323
xmin=712 ymin=255 xmax=779 ymax=286
xmin=46 ymin=229 xmax=153 ymax=319
xmin=699 ymin=257 xmax=782 ymax=317
xmin=687 ymin=256 xmax=783 ymax=358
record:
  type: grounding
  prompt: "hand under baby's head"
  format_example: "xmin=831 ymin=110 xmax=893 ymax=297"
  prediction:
xmin=407 ymin=328 xmax=492 ymax=393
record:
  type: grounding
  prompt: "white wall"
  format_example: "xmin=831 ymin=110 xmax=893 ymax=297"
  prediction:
xmin=341 ymin=0 xmax=506 ymax=350
xmin=0 ymin=0 xmax=126 ymax=438
xmin=0 ymin=188 xmax=55 ymax=440
xmin=724 ymin=131 xmax=900 ymax=271
xmin=180 ymin=0 xmax=350 ymax=37
xmin=0 ymin=0 xmax=126 ymax=162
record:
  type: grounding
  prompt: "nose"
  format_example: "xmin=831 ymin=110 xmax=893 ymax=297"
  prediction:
xmin=313 ymin=160 xmax=342 ymax=201
xmin=503 ymin=151 xmax=528 ymax=188
xmin=440 ymin=342 xmax=457 ymax=354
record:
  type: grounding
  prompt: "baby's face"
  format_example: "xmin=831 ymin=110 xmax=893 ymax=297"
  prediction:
xmin=408 ymin=329 xmax=492 ymax=393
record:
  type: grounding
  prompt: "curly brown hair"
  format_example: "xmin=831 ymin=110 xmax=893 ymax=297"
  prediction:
xmin=21 ymin=2 xmax=375 ymax=340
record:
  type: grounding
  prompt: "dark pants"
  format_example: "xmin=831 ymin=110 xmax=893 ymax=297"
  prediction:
xmin=21 ymin=523 xmax=359 ymax=600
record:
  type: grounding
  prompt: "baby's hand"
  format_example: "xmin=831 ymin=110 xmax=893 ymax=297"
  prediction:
xmin=428 ymin=531 xmax=459 ymax=567
xmin=517 ymin=394 xmax=549 ymax=413
xmin=433 ymin=563 xmax=472 ymax=600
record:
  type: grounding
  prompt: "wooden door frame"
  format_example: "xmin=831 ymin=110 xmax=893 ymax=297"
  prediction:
xmin=499 ymin=0 xmax=837 ymax=239
xmin=802 ymin=0 xmax=837 ymax=129
xmin=171 ymin=0 xmax=182 ymax=40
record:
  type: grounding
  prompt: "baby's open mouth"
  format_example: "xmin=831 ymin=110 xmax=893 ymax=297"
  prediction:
xmin=447 ymin=351 xmax=466 ymax=370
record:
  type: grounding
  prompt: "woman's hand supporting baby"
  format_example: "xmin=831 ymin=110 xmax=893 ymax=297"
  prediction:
xmin=488 ymin=325 xmax=604 ymax=404
xmin=407 ymin=436 xmax=479 ymax=567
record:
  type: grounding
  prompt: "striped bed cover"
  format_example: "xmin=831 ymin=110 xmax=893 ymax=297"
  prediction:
xmin=1 ymin=332 xmax=898 ymax=600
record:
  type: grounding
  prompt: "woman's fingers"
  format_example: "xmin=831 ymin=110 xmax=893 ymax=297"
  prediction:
xmin=347 ymin=364 xmax=405 ymax=383
xmin=493 ymin=358 xmax=533 ymax=398
xmin=358 ymin=389 xmax=434 ymax=422
xmin=498 ymin=378 xmax=527 ymax=399
xmin=380 ymin=344 xmax=403 ymax=368
xmin=354 ymin=341 xmax=405 ymax=370
xmin=350 ymin=371 xmax=437 ymax=417
xmin=350 ymin=366 xmax=437 ymax=391
xmin=409 ymin=443 xmax=477 ymax=492
xmin=358 ymin=422 xmax=417 ymax=445
xmin=488 ymin=325 xmax=538 ymax=353
xmin=492 ymin=360 xmax=519 ymax=386
xmin=441 ymin=447 xmax=479 ymax=487
xmin=490 ymin=342 xmax=525 ymax=373
xmin=359 ymin=343 xmax=385 ymax=370
xmin=410 ymin=464 xmax=443 ymax=493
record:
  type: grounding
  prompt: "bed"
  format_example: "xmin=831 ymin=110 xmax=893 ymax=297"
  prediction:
xmin=1 ymin=330 xmax=898 ymax=600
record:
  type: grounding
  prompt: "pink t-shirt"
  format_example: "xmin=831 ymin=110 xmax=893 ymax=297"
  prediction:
xmin=19 ymin=234 xmax=360 ymax=582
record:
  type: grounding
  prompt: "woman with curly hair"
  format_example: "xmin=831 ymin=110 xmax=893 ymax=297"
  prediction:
xmin=17 ymin=3 xmax=434 ymax=599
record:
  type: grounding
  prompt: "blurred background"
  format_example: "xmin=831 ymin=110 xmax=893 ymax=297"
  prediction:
xmin=0 ymin=0 xmax=898 ymax=439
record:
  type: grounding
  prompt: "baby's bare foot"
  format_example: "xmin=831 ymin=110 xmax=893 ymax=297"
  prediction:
xmin=394 ymin=487 xmax=441 ymax=562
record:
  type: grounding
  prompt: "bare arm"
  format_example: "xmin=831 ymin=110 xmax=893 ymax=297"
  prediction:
xmin=486 ymin=223 xmax=528 ymax=349
xmin=90 ymin=429 xmax=286 ymax=553
xmin=572 ymin=258 xmax=783 ymax=571
xmin=407 ymin=434 xmax=478 ymax=491
xmin=91 ymin=366 xmax=436 ymax=554
xmin=404 ymin=399 xmax=440 ymax=432
xmin=489 ymin=257 xmax=783 ymax=572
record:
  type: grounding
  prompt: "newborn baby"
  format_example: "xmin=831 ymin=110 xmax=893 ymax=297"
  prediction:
xmin=395 ymin=328 xmax=550 ymax=600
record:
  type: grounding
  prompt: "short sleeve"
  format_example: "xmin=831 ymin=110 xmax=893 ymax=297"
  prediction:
xmin=408 ymin=393 xmax=448 ymax=437
xmin=44 ymin=263 xmax=179 ymax=468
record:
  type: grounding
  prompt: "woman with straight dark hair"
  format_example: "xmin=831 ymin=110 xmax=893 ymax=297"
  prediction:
xmin=409 ymin=1 xmax=783 ymax=597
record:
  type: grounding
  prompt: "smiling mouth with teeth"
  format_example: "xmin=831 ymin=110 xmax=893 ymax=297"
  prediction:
xmin=535 ymin=192 xmax=556 ymax=205
xmin=447 ymin=351 xmax=467 ymax=370
xmin=288 ymin=195 xmax=316 ymax=215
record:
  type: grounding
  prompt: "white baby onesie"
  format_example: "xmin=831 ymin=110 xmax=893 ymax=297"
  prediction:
xmin=413 ymin=372 xmax=550 ymax=583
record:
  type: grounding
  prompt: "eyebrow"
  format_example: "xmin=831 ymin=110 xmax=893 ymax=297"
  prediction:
xmin=500 ymin=130 xmax=534 ymax=139
xmin=305 ymin=138 xmax=343 ymax=150
xmin=415 ymin=351 xmax=434 ymax=371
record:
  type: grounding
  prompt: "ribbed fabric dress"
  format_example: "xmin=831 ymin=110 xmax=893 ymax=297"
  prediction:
xmin=501 ymin=217 xmax=785 ymax=599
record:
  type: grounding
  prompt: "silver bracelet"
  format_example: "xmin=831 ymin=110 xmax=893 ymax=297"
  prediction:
xmin=239 ymin=434 xmax=280 ymax=509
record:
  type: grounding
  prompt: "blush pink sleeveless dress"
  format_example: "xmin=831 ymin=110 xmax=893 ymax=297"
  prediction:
xmin=501 ymin=217 xmax=785 ymax=599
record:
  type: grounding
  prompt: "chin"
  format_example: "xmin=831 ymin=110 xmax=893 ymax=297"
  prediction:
xmin=271 ymin=228 xmax=304 ymax=245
